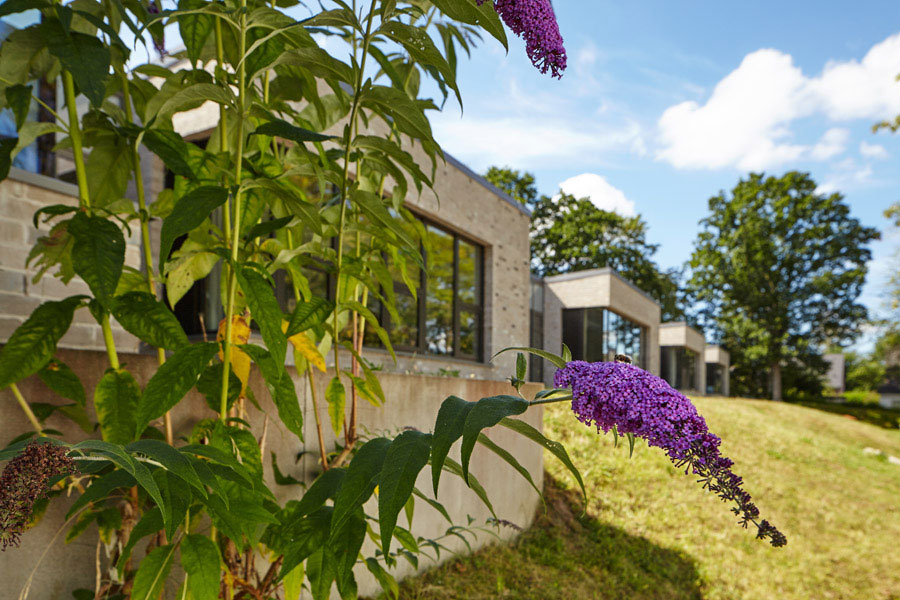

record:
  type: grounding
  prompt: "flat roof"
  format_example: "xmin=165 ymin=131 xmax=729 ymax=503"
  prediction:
xmin=443 ymin=153 xmax=531 ymax=217
xmin=543 ymin=267 xmax=661 ymax=307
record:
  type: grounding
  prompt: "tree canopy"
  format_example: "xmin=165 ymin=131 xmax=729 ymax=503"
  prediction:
xmin=687 ymin=171 xmax=879 ymax=400
xmin=485 ymin=166 xmax=684 ymax=320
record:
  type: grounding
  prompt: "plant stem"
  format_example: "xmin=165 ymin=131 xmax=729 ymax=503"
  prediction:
xmin=0 ymin=75 xmax=67 ymax=127
xmin=529 ymin=395 xmax=573 ymax=407
xmin=119 ymin=68 xmax=173 ymax=443
xmin=219 ymin=0 xmax=248 ymax=420
xmin=11 ymin=383 xmax=42 ymax=434
xmin=215 ymin=16 xmax=232 ymax=242
xmin=61 ymin=71 xmax=90 ymax=211
xmin=100 ymin=313 xmax=121 ymax=370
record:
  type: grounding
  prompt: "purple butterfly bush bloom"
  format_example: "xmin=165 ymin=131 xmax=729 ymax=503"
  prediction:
xmin=0 ymin=442 xmax=76 ymax=550
xmin=477 ymin=0 xmax=567 ymax=78
xmin=555 ymin=360 xmax=787 ymax=547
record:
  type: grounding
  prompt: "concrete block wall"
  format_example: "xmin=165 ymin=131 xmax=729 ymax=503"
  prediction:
xmin=659 ymin=322 xmax=706 ymax=394
xmin=704 ymin=345 xmax=730 ymax=396
xmin=0 ymin=170 xmax=144 ymax=354
xmin=0 ymin=350 xmax=545 ymax=599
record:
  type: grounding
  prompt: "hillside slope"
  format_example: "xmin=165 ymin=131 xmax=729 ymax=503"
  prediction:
xmin=399 ymin=397 xmax=900 ymax=600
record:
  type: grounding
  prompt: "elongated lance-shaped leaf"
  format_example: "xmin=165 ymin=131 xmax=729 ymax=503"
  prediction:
xmin=0 ymin=296 xmax=82 ymax=390
xmin=135 ymin=342 xmax=218 ymax=437
xmin=181 ymin=534 xmax=221 ymax=600
xmin=93 ymin=368 xmax=139 ymax=445
xmin=460 ymin=395 xmax=529 ymax=484
xmin=412 ymin=487 xmax=452 ymax=524
xmin=325 ymin=376 xmax=345 ymax=438
xmin=158 ymin=186 xmax=228 ymax=266
xmin=142 ymin=128 xmax=196 ymax=180
xmin=131 ymin=543 xmax=176 ymax=600
xmin=252 ymin=118 xmax=334 ymax=143
xmin=38 ymin=358 xmax=85 ymax=406
xmin=240 ymin=344 xmax=303 ymax=440
xmin=292 ymin=468 xmax=346 ymax=518
xmin=330 ymin=437 xmax=391 ymax=537
xmin=437 ymin=456 xmax=495 ymax=519
xmin=68 ymin=212 xmax=125 ymax=308
xmin=279 ymin=507 xmax=332 ymax=579
xmin=126 ymin=439 xmax=207 ymax=498
xmin=430 ymin=395 xmax=473 ymax=495
xmin=237 ymin=266 xmax=288 ymax=372
xmin=476 ymin=433 xmax=544 ymax=508
xmin=111 ymin=291 xmax=189 ymax=350
xmin=379 ymin=430 xmax=433 ymax=555
xmin=286 ymin=296 xmax=334 ymax=337
xmin=499 ymin=417 xmax=587 ymax=505
xmin=45 ymin=23 xmax=110 ymax=108
xmin=67 ymin=468 xmax=136 ymax=519
xmin=116 ymin=508 xmax=163 ymax=577
xmin=365 ymin=557 xmax=399 ymax=600
xmin=492 ymin=346 xmax=567 ymax=369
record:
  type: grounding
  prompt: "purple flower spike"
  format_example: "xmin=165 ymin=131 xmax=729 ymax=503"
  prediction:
xmin=555 ymin=361 xmax=786 ymax=547
xmin=477 ymin=0 xmax=568 ymax=78
xmin=0 ymin=442 xmax=76 ymax=551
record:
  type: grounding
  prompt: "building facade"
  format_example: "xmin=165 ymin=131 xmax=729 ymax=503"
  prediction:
xmin=705 ymin=345 xmax=731 ymax=396
xmin=659 ymin=322 xmax=706 ymax=394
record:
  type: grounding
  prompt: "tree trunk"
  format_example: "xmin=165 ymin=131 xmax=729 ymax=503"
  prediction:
xmin=771 ymin=362 xmax=783 ymax=401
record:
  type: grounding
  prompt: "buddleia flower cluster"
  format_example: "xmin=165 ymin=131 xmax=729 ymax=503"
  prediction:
xmin=477 ymin=0 xmax=568 ymax=78
xmin=554 ymin=360 xmax=787 ymax=547
xmin=0 ymin=442 xmax=76 ymax=550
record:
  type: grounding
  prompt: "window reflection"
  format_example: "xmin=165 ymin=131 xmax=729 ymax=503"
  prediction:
xmin=562 ymin=308 xmax=647 ymax=368
xmin=425 ymin=226 xmax=454 ymax=355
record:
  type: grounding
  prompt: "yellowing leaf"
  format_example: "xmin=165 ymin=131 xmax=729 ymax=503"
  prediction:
xmin=217 ymin=315 xmax=252 ymax=390
xmin=283 ymin=321 xmax=326 ymax=372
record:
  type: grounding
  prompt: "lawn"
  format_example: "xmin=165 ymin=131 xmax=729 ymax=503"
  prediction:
xmin=397 ymin=397 xmax=900 ymax=600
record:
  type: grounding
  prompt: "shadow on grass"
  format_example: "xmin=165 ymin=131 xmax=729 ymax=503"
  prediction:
xmin=792 ymin=400 xmax=900 ymax=430
xmin=395 ymin=475 xmax=704 ymax=600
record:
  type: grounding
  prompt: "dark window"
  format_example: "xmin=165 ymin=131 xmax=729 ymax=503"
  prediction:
xmin=706 ymin=363 xmax=725 ymax=394
xmin=661 ymin=346 xmax=699 ymax=390
xmin=562 ymin=308 xmax=647 ymax=369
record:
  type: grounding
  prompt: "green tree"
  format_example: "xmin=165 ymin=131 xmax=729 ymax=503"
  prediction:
xmin=688 ymin=172 xmax=879 ymax=401
xmin=485 ymin=167 xmax=685 ymax=320
xmin=844 ymin=351 xmax=886 ymax=392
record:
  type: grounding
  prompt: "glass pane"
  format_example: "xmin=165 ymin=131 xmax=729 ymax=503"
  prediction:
xmin=458 ymin=239 xmax=482 ymax=306
xmin=389 ymin=291 xmax=418 ymax=348
xmin=459 ymin=310 xmax=481 ymax=357
xmin=585 ymin=308 xmax=604 ymax=363
xmin=425 ymin=226 xmax=454 ymax=355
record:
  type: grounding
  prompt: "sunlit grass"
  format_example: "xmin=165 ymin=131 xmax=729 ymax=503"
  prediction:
xmin=397 ymin=397 xmax=900 ymax=599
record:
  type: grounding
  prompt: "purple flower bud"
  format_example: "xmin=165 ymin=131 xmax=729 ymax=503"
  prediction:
xmin=477 ymin=0 xmax=567 ymax=78
xmin=0 ymin=442 xmax=76 ymax=550
xmin=555 ymin=361 xmax=786 ymax=547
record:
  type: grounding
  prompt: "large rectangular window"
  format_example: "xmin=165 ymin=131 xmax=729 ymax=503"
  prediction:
xmin=706 ymin=363 xmax=725 ymax=394
xmin=562 ymin=308 xmax=647 ymax=369
xmin=661 ymin=346 xmax=699 ymax=390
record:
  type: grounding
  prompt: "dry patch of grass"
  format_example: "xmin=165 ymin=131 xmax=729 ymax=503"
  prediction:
xmin=398 ymin=397 xmax=900 ymax=600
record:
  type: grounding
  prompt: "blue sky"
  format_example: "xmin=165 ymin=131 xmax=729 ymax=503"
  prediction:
xmin=430 ymin=0 xmax=900 ymax=337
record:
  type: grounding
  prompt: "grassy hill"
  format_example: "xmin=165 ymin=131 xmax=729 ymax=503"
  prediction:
xmin=398 ymin=397 xmax=900 ymax=600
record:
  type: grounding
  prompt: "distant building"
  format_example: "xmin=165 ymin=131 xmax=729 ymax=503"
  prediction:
xmin=659 ymin=322 xmax=706 ymax=394
xmin=823 ymin=353 xmax=846 ymax=394
xmin=540 ymin=268 xmax=662 ymax=385
xmin=704 ymin=345 xmax=730 ymax=396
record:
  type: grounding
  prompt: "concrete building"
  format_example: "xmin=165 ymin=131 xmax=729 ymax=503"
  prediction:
xmin=0 ymin=48 xmax=541 ymax=598
xmin=659 ymin=322 xmax=706 ymax=395
xmin=823 ymin=353 xmax=846 ymax=394
xmin=541 ymin=268 xmax=662 ymax=384
xmin=704 ymin=345 xmax=730 ymax=396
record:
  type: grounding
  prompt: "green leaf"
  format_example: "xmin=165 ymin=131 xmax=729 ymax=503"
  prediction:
xmin=283 ymin=563 xmax=305 ymax=600
xmin=293 ymin=468 xmax=345 ymax=518
xmin=11 ymin=122 xmax=63 ymax=163
xmin=38 ymin=358 xmax=85 ymax=406
xmin=516 ymin=352 xmax=527 ymax=381
xmin=499 ymin=417 xmax=586 ymax=505
xmin=68 ymin=212 xmax=125 ymax=308
xmin=135 ymin=342 xmax=219 ymax=436
xmin=5 ymin=84 xmax=32 ymax=130
xmin=93 ymin=368 xmax=139 ymax=445
xmin=67 ymin=468 xmax=135 ymax=519
xmin=0 ymin=296 xmax=82 ymax=390
xmin=177 ymin=0 xmax=214 ymax=65
xmin=331 ymin=437 xmax=391 ymax=537
xmin=196 ymin=362 xmax=241 ymax=413
xmin=111 ymin=291 xmax=189 ymax=350
xmin=253 ymin=118 xmax=334 ymax=143
xmin=492 ymin=346 xmax=567 ymax=369
xmin=131 ymin=543 xmax=176 ymax=600
xmin=430 ymin=395 xmax=473 ymax=495
xmin=159 ymin=186 xmax=228 ymax=266
xmin=561 ymin=343 xmax=572 ymax=363
xmin=86 ymin=139 xmax=132 ymax=208
xmin=236 ymin=267 xmax=288 ymax=372
xmin=164 ymin=251 xmax=219 ymax=308
xmin=379 ymin=430 xmax=432 ymax=555
xmin=279 ymin=507 xmax=332 ymax=577
xmin=460 ymin=395 xmax=529 ymax=484
xmin=365 ymin=558 xmax=398 ymax=600
xmin=626 ymin=432 xmax=636 ymax=458
xmin=142 ymin=129 xmax=195 ymax=179
xmin=438 ymin=456 xmax=495 ymax=518
xmin=116 ymin=508 xmax=162 ymax=576
xmin=246 ymin=215 xmax=292 ymax=240
xmin=332 ymin=508 xmax=365 ymax=598
xmin=476 ymin=433 xmax=543 ymax=506
xmin=325 ymin=376 xmax=345 ymax=438
xmin=306 ymin=548 xmax=335 ymax=600
xmin=273 ymin=47 xmax=354 ymax=84
xmin=0 ymin=0 xmax=51 ymax=18
xmin=126 ymin=439 xmax=207 ymax=498
xmin=380 ymin=21 xmax=460 ymax=106
xmin=242 ymin=345 xmax=306 ymax=441
xmin=155 ymin=83 xmax=234 ymax=120
xmin=0 ymin=137 xmax=16 ymax=181
xmin=45 ymin=24 xmax=110 ymax=107
xmin=181 ymin=534 xmax=220 ymax=600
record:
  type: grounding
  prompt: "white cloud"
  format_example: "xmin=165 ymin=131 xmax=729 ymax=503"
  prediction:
xmin=815 ymin=158 xmax=874 ymax=194
xmin=860 ymin=141 xmax=889 ymax=159
xmin=555 ymin=173 xmax=636 ymax=217
xmin=657 ymin=33 xmax=900 ymax=170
